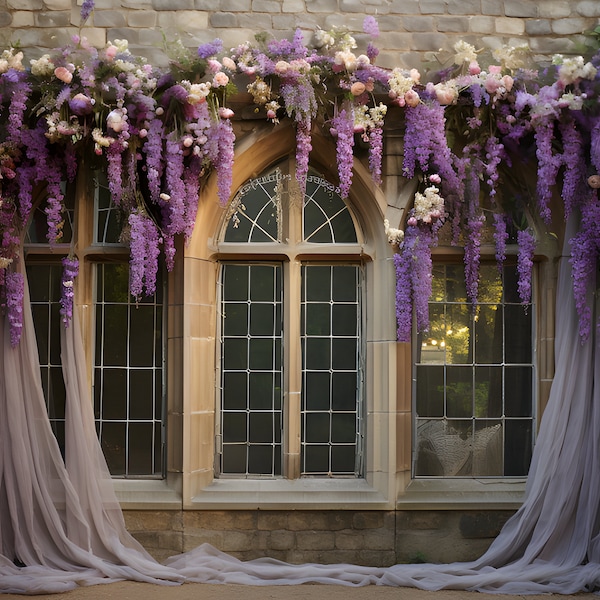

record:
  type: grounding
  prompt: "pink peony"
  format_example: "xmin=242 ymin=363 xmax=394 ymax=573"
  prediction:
xmin=54 ymin=66 xmax=73 ymax=83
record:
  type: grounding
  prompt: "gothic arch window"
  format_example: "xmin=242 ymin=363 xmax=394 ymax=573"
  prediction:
xmin=217 ymin=161 xmax=365 ymax=478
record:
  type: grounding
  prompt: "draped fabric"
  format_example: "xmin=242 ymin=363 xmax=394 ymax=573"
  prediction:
xmin=1 ymin=215 xmax=599 ymax=594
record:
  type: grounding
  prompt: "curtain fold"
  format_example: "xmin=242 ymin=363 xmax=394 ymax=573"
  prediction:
xmin=1 ymin=211 xmax=599 ymax=593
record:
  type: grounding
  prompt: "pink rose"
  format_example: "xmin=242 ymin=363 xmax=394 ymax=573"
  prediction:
xmin=54 ymin=66 xmax=73 ymax=84
xmin=350 ymin=81 xmax=366 ymax=96
xmin=404 ymin=89 xmax=420 ymax=107
xmin=588 ymin=175 xmax=600 ymax=189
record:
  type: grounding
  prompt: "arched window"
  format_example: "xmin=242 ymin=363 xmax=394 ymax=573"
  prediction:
xmin=217 ymin=162 xmax=365 ymax=478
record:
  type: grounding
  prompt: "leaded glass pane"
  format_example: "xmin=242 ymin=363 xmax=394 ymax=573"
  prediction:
xmin=414 ymin=263 xmax=534 ymax=477
xmin=94 ymin=263 xmax=165 ymax=478
xmin=301 ymin=264 xmax=362 ymax=476
xmin=219 ymin=263 xmax=283 ymax=477
xmin=303 ymin=173 xmax=357 ymax=243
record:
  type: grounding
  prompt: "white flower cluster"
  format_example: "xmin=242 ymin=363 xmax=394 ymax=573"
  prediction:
xmin=383 ymin=219 xmax=404 ymax=245
xmin=553 ymin=54 xmax=597 ymax=86
xmin=388 ymin=68 xmax=421 ymax=107
xmin=453 ymin=40 xmax=478 ymax=65
xmin=30 ymin=53 xmax=54 ymax=76
xmin=354 ymin=102 xmax=388 ymax=131
xmin=0 ymin=48 xmax=23 ymax=73
xmin=182 ymin=79 xmax=211 ymax=105
xmin=492 ymin=44 xmax=530 ymax=72
xmin=412 ymin=185 xmax=445 ymax=224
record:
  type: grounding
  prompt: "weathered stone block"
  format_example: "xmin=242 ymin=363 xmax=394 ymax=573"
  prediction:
xmin=505 ymin=0 xmax=538 ymax=18
xmin=481 ymin=0 xmax=502 ymax=16
xmin=459 ymin=511 xmax=513 ymax=539
xmin=92 ymin=9 xmax=127 ymax=27
xmin=577 ymin=0 xmax=600 ymax=17
xmin=268 ymin=529 xmax=296 ymax=550
xmin=447 ymin=0 xmax=480 ymax=15
xmin=551 ymin=17 xmax=591 ymax=35
xmin=210 ymin=12 xmax=238 ymax=27
xmin=296 ymin=530 xmax=335 ymax=550
xmin=437 ymin=16 xmax=469 ymax=33
xmin=252 ymin=0 xmax=281 ymax=12
xmin=401 ymin=15 xmax=434 ymax=32
xmin=525 ymin=19 xmax=552 ymax=35
xmin=495 ymin=17 xmax=525 ymax=35
xmin=469 ymin=15 xmax=495 ymax=34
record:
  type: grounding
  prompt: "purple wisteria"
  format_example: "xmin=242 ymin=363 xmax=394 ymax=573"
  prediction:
xmin=517 ymin=228 xmax=536 ymax=306
xmin=59 ymin=256 xmax=79 ymax=327
xmin=331 ymin=108 xmax=355 ymax=199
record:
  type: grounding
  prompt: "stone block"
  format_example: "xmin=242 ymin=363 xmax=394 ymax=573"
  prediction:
xmin=537 ymin=1 xmax=572 ymax=18
xmin=526 ymin=19 xmax=552 ymax=35
xmin=504 ymin=0 xmax=538 ymax=17
xmin=268 ymin=529 xmax=296 ymax=550
xmin=252 ymin=0 xmax=281 ymax=12
xmin=0 ymin=11 xmax=11 ymax=26
xmin=359 ymin=549 xmax=397 ymax=566
xmin=220 ymin=0 xmax=251 ymax=9
xmin=257 ymin=511 xmax=288 ymax=530
xmin=401 ymin=15 xmax=434 ymax=32
xmin=282 ymin=0 xmax=304 ymax=13
xmin=481 ymin=0 xmax=502 ymax=16
xmin=296 ymin=530 xmax=336 ymax=550
xmin=152 ymin=0 xmax=194 ymax=9
xmin=437 ymin=16 xmax=469 ymax=32
xmin=389 ymin=0 xmax=420 ymax=14
xmin=8 ymin=0 xmax=42 ymax=8
xmin=459 ymin=511 xmax=513 ymax=539
xmin=447 ymin=0 xmax=480 ymax=15
xmin=210 ymin=12 xmax=238 ymax=27
xmin=43 ymin=0 xmax=70 ymax=8
xmin=576 ymin=0 xmax=600 ymax=18
xmin=396 ymin=510 xmax=445 ymax=530
xmin=335 ymin=530 xmax=364 ymax=550
xmin=127 ymin=10 xmax=158 ymax=27
xmin=352 ymin=511 xmax=385 ymax=530
xmin=419 ymin=0 xmax=446 ymax=14
xmin=157 ymin=10 xmax=209 ymax=30
xmin=92 ymin=9 xmax=127 ymax=27
xmin=238 ymin=12 xmax=273 ymax=29
xmin=412 ymin=31 xmax=448 ymax=51
xmin=551 ymin=17 xmax=591 ymax=35
xmin=307 ymin=0 xmax=339 ymax=13
xmin=339 ymin=0 xmax=369 ymax=13
xmin=494 ymin=17 xmax=525 ymax=35
xmin=469 ymin=15 xmax=495 ymax=34
xmin=10 ymin=11 xmax=33 ymax=27
xmin=220 ymin=530 xmax=257 ymax=552
xmin=362 ymin=527 xmax=395 ymax=550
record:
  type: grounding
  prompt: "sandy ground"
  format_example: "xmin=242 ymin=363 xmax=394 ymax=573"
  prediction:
xmin=1 ymin=581 xmax=598 ymax=600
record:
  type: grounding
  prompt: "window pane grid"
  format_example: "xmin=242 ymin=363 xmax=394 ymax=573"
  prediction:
xmin=414 ymin=263 xmax=534 ymax=478
xmin=219 ymin=264 xmax=283 ymax=477
xmin=94 ymin=264 xmax=165 ymax=478
xmin=301 ymin=265 xmax=362 ymax=476
xmin=27 ymin=264 xmax=66 ymax=454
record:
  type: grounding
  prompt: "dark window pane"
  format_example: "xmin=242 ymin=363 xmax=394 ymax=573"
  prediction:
xmin=331 ymin=413 xmax=356 ymax=443
xmin=332 ymin=266 xmax=357 ymax=302
xmin=223 ymin=303 xmax=248 ymax=336
xmin=474 ymin=366 xmax=503 ymax=418
xmin=102 ymin=264 xmax=130 ymax=303
xmin=49 ymin=304 xmax=62 ymax=364
xmin=128 ymin=422 xmax=154 ymax=475
xmin=248 ymin=413 xmax=275 ymax=443
xmin=129 ymin=370 xmax=154 ymax=419
xmin=31 ymin=305 xmax=49 ymax=360
xmin=304 ymin=266 xmax=331 ymax=301
xmin=250 ymin=303 xmax=275 ymax=336
xmin=330 ymin=211 xmax=357 ymax=243
xmin=505 ymin=305 xmax=532 ymax=363
xmin=222 ymin=412 xmax=247 ymax=443
xmin=446 ymin=367 xmax=473 ymax=418
xmin=475 ymin=305 xmax=502 ymax=364
xmin=305 ymin=303 xmax=330 ymax=335
xmin=331 ymin=445 xmax=356 ymax=473
xmin=505 ymin=419 xmax=532 ymax=476
xmin=222 ymin=445 xmax=247 ymax=473
xmin=505 ymin=367 xmax=533 ymax=416
xmin=102 ymin=305 xmax=128 ymax=367
xmin=249 ymin=338 xmax=275 ymax=370
xmin=332 ymin=304 xmax=357 ymax=336
xmin=416 ymin=365 xmax=444 ymax=417
xmin=100 ymin=422 xmax=126 ymax=476
xmin=332 ymin=338 xmax=356 ymax=370
xmin=332 ymin=372 xmax=357 ymax=411
xmin=248 ymin=445 xmax=276 ymax=474
xmin=304 ymin=200 xmax=333 ymax=243
xmin=304 ymin=372 xmax=331 ymax=411
xmin=445 ymin=265 xmax=467 ymax=302
xmin=249 ymin=372 xmax=276 ymax=410
xmin=305 ymin=338 xmax=330 ymax=370
xmin=303 ymin=445 xmax=329 ymax=473
xmin=223 ymin=338 xmax=248 ymax=370
xmin=130 ymin=306 xmax=156 ymax=367
xmin=473 ymin=420 xmax=503 ymax=476
xmin=304 ymin=413 xmax=330 ymax=443
xmin=48 ymin=366 xmax=66 ymax=419
xmin=223 ymin=265 xmax=249 ymax=301
xmin=250 ymin=265 xmax=277 ymax=301
xmin=223 ymin=372 xmax=248 ymax=410
xmin=100 ymin=368 xmax=127 ymax=420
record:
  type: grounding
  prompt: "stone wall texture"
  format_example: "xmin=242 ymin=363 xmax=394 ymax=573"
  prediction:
xmin=3 ymin=1 xmax=600 ymax=71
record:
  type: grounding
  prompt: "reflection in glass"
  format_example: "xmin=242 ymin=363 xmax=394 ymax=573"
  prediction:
xmin=414 ymin=263 xmax=534 ymax=478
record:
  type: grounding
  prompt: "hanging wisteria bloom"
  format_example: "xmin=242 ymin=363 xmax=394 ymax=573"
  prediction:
xmin=517 ymin=228 xmax=536 ymax=306
xmin=5 ymin=270 xmax=24 ymax=347
xmin=60 ymin=256 xmax=79 ymax=327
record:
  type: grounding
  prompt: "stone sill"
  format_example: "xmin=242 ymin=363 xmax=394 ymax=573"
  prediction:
xmin=189 ymin=478 xmax=390 ymax=510
xmin=114 ymin=479 xmax=182 ymax=510
xmin=396 ymin=478 xmax=527 ymax=510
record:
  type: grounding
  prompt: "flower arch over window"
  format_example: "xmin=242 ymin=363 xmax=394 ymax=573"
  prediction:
xmin=217 ymin=161 xmax=365 ymax=478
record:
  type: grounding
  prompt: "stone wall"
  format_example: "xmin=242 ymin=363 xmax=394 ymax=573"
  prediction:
xmin=3 ymin=1 xmax=600 ymax=71
xmin=124 ymin=509 xmax=515 ymax=565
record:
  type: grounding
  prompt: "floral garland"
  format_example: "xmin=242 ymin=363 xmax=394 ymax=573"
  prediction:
xmin=0 ymin=1 xmax=599 ymax=347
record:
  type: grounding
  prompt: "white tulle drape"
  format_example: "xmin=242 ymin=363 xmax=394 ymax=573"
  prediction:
xmin=1 ymin=217 xmax=599 ymax=593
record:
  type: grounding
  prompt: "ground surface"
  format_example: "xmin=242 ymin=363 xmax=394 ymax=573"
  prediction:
xmin=1 ymin=581 xmax=598 ymax=600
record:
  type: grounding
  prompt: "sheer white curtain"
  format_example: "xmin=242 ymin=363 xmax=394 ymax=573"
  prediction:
xmin=1 ymin=215 xmax=599 ymax=593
